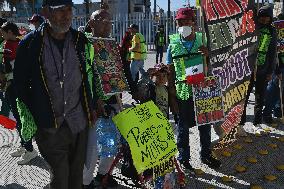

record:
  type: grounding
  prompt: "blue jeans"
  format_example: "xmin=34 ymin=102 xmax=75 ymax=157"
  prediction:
xmin=177 ymin=97 xmax=211 ymax=162
xmin=130 ymin=59 xmax=146 ymax=82
xmin=263 ymin=69 xmax=284 ymax=118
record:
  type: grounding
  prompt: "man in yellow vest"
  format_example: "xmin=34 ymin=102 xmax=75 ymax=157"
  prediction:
xmin=128 ymin=24 xmax=147 ymax=87
xmin=167 ymin=7 xmax=221 ymax=172
xmin=155 ymin=24 xmax=166 ymax=64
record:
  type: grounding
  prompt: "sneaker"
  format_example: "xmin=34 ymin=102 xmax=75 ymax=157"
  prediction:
xmin=82 ymin=180 xmax=94 ymax=189
xmin=10 ymin=147 xmax=26 ymax=157
xmin=237 ymin=125 xmax=248 ymax=137
xmin=83 ymin=180 xmax=95 ymax=189
xmin=263 ymin=117 xmax=275 ymax=124
xmin=17 ymin=149 xmax=38 ymax=165
xmin=94 ymin=174 xmax=118 ymax=188
xmin=180 ymin=161 xmax=195 ymax=174
xmin=201 ymin=155 xmax=222 ymax=169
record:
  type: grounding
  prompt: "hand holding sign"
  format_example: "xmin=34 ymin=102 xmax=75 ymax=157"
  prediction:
xmin=112 ymin=101 xmax=177 ymax=174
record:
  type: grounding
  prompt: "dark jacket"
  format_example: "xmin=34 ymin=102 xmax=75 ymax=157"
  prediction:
xmin=120 ymin=31 xmax=133 ymax=63
xmin=256 ymin=5 xmax=277 ymax=76
xmin=154 ymin=31 xmax=166 ymax=47
xmin=14 ymin=23 xmax=95 ymax=129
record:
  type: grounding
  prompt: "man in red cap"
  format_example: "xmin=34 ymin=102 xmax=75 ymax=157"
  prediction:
xmin=166 ymin=7 xmax=221 ymax=171
xmin=28 ymin=14 xmax=45 ymax=30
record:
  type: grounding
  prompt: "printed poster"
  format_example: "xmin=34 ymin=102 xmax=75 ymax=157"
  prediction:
xmin=112 ymin=101 xmax=178 ymax=174
xmin=89 ymin=37 xmax=129 ymax=95
xmin=201 ymin=0 xmax=258 ymax=149
xmin=273 ymin=20 xmax=284 ymax=53
xmin=193 ymin=76 xmax=225 ymax=126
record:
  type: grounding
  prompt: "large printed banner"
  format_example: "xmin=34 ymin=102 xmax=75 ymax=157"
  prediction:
xmin=90 ymin=37 xmax=129 ymax=95
xmin=112 ymin=101 xmax=178 ymax=174
xmin=202 ymin=0 xmax=258 ymax=149
xmin=193 ymin=76 xmax=225 ymax=126
xmin=274 ymin=20 xmax=284 ymax=53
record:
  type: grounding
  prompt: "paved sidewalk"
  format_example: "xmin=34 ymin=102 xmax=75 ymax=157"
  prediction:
xmin=0 ymin=53 xmax=284 ymax=188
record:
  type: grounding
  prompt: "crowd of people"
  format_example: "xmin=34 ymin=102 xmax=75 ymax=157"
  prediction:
xmin=0 ymin=0 xmax=283 ymax=189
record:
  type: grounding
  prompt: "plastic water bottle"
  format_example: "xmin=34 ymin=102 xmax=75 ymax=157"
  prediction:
xmin=154 ymin=176 xmax=165 ymax=189
xmin=96 ymin=117 xmax=119 ymax=158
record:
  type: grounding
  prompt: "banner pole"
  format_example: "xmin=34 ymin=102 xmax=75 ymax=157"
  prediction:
xmin=254 ymin=0 xmax=260 ymax=82
xmin=275 ymin=44 xmax=284 ymax=124
xmin=199 ymin=0 xmax=208 ymax=76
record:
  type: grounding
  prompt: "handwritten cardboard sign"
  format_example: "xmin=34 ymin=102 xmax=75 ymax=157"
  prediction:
xmin=193 ymin=76 xmax=225 ymax=126
xmin=89 ymin=37 xmax=129 ymax=95
xmin=153 ymin=156 xmax=175 ymax=179
xmin=112 ymin=101 xmax=178 ymax=174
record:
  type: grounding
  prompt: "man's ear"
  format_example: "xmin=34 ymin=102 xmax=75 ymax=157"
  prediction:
xmin=41 ymin=6 xmax=49 ymax=19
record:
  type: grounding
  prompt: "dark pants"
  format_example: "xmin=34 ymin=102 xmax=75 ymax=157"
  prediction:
xmin=263 ymin=69 xmax=284 ymax=118
xmin=240 ymin=74 xmax=268 ymax=125
xmin=0 ymin=92 xmax=11 ymax=117
xmin=6 ymin=81 xmax=33 ymax=151
xmin=122 ymin=61 xmax=138 ymax=95
xmin=35 ymin=122 xmax=87 ymax=189
xmin=156 ymin=46 xmax=164 ymax=64
xmin=177 ymin=97 xmax=211 ymax=162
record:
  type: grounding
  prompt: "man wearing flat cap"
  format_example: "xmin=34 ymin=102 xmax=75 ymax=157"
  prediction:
xmin=14 ymin=0 xmax=97 ymax=188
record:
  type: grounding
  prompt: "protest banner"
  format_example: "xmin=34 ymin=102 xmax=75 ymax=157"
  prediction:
xmin=193 ymin=76 xmax=225 ymax=126
xmin=273 ymin=20 xmax=284 ymax=53
xmin=153 ymin=156 xmax=175 ymax=179
xmin=112 ymin=101 xmax=178 ymax=174
xmin=201 ymin=0 xmax=258 ymax=149
xmin=89 ymin=37 xmax=129 ymax=95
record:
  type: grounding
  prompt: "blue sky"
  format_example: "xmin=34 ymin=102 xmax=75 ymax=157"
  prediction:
xmin=73 ymin=0 xmax=194 ymax=11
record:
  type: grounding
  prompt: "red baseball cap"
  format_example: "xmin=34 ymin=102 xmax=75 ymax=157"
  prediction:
xmin=175 ymin=7 xmax=195 ymax=20
xmin=28 ymin=14 xmax=43 ymax=23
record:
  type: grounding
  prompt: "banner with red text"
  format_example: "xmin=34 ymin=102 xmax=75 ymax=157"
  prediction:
xmin=201 ymin=0 xmax=258 ymax=149
xmin=193 ymin=76 xmax=225 ymax=126
xmin=273 ymin=20 xmax=284 ymax=53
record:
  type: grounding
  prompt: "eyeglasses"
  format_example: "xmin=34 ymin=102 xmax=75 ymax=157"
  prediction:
xmin=93 ymin=17 xmax=111 ymax=23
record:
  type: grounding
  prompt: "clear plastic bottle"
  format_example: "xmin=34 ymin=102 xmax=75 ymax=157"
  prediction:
xmin=96 ymin=117 xmax=119 ymax=158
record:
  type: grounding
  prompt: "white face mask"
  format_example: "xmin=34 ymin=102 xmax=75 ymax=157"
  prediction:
xmin=29 ymin=24 xmax=35 ymax=31
xmin=178 ymin=26 xmax=192 ymax=38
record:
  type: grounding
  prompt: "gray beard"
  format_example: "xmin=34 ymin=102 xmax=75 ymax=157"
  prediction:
xmin=48 ymin=20 xmax=70 ymax=34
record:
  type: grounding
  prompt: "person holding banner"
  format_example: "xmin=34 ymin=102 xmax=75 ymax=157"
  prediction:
xmin=166 ymin=7 xmax=221 ymax=171
xmin=240 ymin=4 xmax=277 ymax=129
xmin=82 ymin=9 xmax=120 ymax=189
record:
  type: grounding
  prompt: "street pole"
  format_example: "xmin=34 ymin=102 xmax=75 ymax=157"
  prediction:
xmin=154 ymin=0 xmax=156 ymax=17
xmin=167 ymin=0 xmax=171 ymax=44
xmin=32 ymin=0 xmax=35 ymax=13
xmin=282 ymin=0 xmax=284 ymax=15
xmin=85 ymin=0 xmax=90 ymax=19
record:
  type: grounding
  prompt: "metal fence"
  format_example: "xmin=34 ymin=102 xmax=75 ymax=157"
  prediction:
xmin=72 ymin=13 xmax=178 ymax=50
xmin=8 ymin=12 xmax=178 ymax=51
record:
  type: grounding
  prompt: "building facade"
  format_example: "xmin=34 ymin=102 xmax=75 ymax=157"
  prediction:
xmin=102 ymin=0 xmax=151 ymax=15
xmin=73 ymin=2 xmax=100 ymax=17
